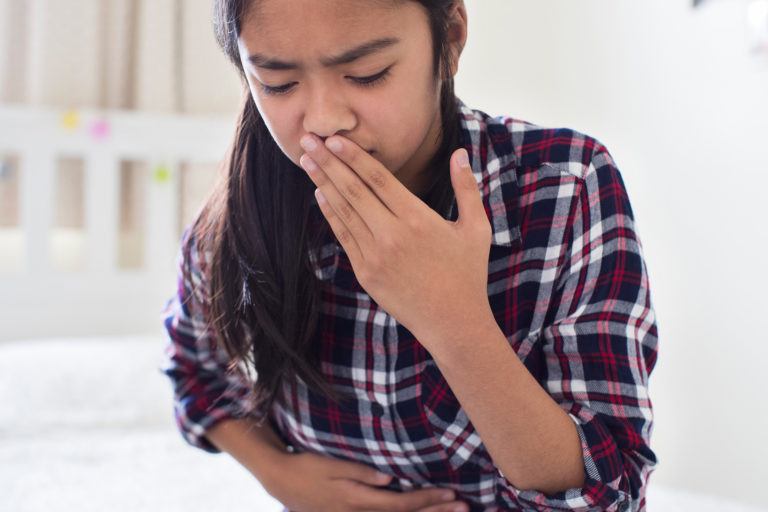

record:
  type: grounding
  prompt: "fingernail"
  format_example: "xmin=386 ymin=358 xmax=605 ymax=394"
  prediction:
xmin=300 ymin=154 xmax=317 ymax=173
xmin=326 ymin=137 xmax=343 ymax=153
xmin=301 ymin=134 xmax=317 ymax=151
xmin=457 ymin=148 xmax=469 ymax=167
xmin=441 ymin=491 xmax=455 ymax=501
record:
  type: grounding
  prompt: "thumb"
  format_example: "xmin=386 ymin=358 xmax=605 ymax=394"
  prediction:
xmin=450 ymin=147 xmax=483 ymax=227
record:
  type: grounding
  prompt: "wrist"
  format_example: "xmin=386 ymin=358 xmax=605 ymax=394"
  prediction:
xmin=246 ymin=445 xmax=294 ymax=495
xmin=424 ymin=307 xmax=499 ymax=363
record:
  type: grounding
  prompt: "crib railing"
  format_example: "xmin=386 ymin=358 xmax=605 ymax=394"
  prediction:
xmin=0 ymin=105 xmax=235 ymax=341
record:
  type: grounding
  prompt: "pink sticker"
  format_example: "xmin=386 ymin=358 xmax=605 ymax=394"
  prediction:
xmin=89 ymin=119 xmax=111 ymax=142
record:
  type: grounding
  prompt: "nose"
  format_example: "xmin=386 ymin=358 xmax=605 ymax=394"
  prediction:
xmin=301 ymin=83 xmax=357 ymax=140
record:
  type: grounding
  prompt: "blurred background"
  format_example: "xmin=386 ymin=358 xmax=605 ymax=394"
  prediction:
xmin=1 ymin=0 xmax=767 ymax=510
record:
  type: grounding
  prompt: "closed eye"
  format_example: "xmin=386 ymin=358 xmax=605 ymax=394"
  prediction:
xmin=259 ymin=66 xmax=392 ymax=96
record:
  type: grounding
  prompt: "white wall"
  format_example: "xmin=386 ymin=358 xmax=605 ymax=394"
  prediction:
xmin=455 ymin=0 xmax=768 ymax=508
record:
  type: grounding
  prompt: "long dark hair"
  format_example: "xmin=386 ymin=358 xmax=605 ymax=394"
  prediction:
xmin=189 ymin=0 xmax=462 ymax=423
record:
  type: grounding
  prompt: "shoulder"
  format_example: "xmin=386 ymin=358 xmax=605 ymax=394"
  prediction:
xmin=456 ymin=97 xmax=609 ymax=180
xmin=455 ymin=98 xmax=621 ymax=246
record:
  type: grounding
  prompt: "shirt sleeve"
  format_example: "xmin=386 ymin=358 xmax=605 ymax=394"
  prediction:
xmin=495 ymin=143 xmax=659 ymax=512
xmin=159 ymin=226 xmax=259 ymax=454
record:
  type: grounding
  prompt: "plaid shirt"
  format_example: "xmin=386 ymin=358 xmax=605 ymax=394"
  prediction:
xmin=160 ymin=97 xmax=659 ymax=512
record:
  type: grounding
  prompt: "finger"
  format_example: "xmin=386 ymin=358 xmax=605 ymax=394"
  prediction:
xmin=414 ymin=501 xmax=470 ymax=512
xmin=299 ymin=153 xmax=374 ymax=255
xmin=327 ymin=459 xmax=393 ymax=487
xmin=300 ymin=133 xmax=393 ymax=236
xmin=350 ymin=483 xmax=460 ymax=512
xmin=324 ymin=135 xmax=417 ymax=221
xmin=313 ymin=187 xmax=364 ymax=267
xmin=301 ymin=153 xmax=373 ymax=250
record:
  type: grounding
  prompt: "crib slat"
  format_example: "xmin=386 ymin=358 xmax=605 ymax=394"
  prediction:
xmin=20 ymin=149 xmax=55 ymax=273
xmin=145 ymin=159 xmax=180 ymax=274
xmin=85 ymin=150 xmax=119 ymax=273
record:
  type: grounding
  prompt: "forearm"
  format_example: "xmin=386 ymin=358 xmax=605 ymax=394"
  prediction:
xmin=206 ymin=417 xmax=290 ymax=489
xmin=427 ymin=316 xmax=585 ymax=494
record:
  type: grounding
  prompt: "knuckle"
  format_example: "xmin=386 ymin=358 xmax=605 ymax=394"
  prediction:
xmin=379 ymin=234 xmax=397 ymax=252
xmin=344 ymin=181 xmax=365 ymax=202
xmin=337 ymin=229 xmax=353 ymax=245
xmin=385 ymin=238 xmax=406 ymax=259
xmin=338 ymin=203 xmax=354 ymax=223
xmin=410 ymin=494 xmax=436 ymax=511
xmin=369 ymin=169 xmax=387 ymax=190
xmin=322 ymin=198 xmax=335 ymax=216
xmin=430 ymin=490 xmax=450 ymax=503
xmin=424 ymin=491 xmax=445 ymax=507
xmin=464 ymin=170 xmax=478 ymax=189
xmin=404 ymin=216 xmax=424 ymax=232
xmin=315 ymin=150 xmax=332 ymax=167
xmin=346 ymin=147 xmax=362 ymax=166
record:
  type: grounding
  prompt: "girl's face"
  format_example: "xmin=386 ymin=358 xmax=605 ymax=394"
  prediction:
xmin=237 ymin=0 xmax=463 ymax=197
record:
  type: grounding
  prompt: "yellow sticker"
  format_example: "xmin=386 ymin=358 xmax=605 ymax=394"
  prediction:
xmin=153 ymin=165 xmax=171 ymax=183
xmin=61 ymin=110 xmax=80 ymax=131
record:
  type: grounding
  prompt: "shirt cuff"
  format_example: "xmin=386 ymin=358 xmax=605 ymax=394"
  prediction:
xmin=494 ymin=410 xmax=634 ymax=511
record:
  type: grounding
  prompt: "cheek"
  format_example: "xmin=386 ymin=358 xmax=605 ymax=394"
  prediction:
xmin=389 ymin=103 xmax=432 ymax=147
xmin=369 ymin=94 xmax=422 ymax=139
xmin=257 ymin=104 xmax=303 ymax=163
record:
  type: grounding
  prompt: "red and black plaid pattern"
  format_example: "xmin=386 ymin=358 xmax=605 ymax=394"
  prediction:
xmin=160 ymin=97 xmax=658 ymax=511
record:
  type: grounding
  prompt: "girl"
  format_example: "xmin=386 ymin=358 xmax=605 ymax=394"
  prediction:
xmin=161 ymin=1 xmax=659 ymax=511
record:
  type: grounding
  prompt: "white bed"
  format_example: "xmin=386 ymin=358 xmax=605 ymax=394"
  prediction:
xmin=1 ymin=335 xmax=765 ymax=512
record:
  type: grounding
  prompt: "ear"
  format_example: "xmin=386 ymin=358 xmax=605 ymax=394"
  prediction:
xmin=446 ymin=0 xmax=468 ymax=78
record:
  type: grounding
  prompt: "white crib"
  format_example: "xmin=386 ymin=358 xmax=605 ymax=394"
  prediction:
xmin=0 ymin=105 xmax=235 ymax=341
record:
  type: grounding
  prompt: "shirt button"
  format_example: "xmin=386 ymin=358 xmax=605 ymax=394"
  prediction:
xmin=371 ymin=402 xmax=385 ymax=417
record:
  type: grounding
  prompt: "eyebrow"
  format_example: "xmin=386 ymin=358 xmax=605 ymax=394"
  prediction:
xmin=247 ymin=37 xmax=401 ymax=70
